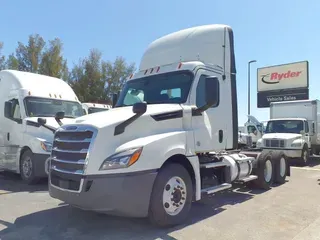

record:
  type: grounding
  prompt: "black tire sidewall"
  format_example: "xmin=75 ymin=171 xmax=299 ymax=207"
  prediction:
xmin=301 ymin=145 xmax=309 ymax=165
xmin=272 ymin=151 xmax=287 ymax=184
xmin=253 ymin=151 xmax=274 ymax=189
xmin=20 ymin=150 xmax=37 ymax=184
xmin=148 ymin=163 xmax=193 ymax=227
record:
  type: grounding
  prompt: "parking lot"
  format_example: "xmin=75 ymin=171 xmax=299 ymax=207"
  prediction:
xmin=1 ymin=159 xmax=320 ymax=240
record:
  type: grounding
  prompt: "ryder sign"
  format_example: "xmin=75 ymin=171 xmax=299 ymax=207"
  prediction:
xmin=257 ymin=61 xmax=309 ymax=108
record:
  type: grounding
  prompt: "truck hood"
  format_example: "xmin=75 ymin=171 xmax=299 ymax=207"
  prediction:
xmin=262 ymin=133 xmax=301 ymax=140
xmin=74 ymin=104 xmax=183 ymax=129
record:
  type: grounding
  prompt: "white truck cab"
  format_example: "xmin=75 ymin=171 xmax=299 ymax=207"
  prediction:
xmin=0 ymin=70 xmax=84 ymax=183
xmin=256 ymin=100 xmax=320 ymax=165
xmin=48 ymin=24 xmax=290 ymax=227
xmin=245 ymin=115 xmax=264 ymax=146
xmin=82 ymin=103 xmax=111 ymax=115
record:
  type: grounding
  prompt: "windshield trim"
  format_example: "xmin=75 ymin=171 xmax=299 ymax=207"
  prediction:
xmin=23 ymin=96 xmax=84 ymax=118
xmin=115 ymin=70 xmax=195 ymax=108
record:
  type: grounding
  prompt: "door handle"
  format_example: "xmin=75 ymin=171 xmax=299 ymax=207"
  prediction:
xmin=7 ymin=133 xmax=10 ymax=141
xmin=219 ymin=130 xmax=223 ymax=143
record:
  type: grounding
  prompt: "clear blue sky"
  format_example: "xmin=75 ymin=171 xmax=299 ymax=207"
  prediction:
xmin=1 ymin=0 xmax=319 ymax=125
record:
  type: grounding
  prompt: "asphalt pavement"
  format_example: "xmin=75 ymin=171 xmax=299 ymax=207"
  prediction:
xmin=1 ymin=158 xmax=320 ymax=240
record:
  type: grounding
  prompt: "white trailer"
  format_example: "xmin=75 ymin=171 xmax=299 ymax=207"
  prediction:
xmin=82 ymin=103 xmax=111 ymax=115
xmin=257 ymin=99 xmax=320 ymax=165
xmin=0 ymin=70 xmax=84 ymax=184
xmin=47 ymin=24 xmax=290 ymax=227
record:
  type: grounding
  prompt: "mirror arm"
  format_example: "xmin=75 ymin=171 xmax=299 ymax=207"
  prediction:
xmin=192 ymin=103 xmax=213 ymax=116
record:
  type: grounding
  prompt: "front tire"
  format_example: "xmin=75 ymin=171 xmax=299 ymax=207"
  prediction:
xmin=300 ymin=145 xmax=309 ymax=166
xmin=20 ymin=150 xmax=40 ymax=185
xmin=148 ymin=163 xmax=193 ymax=227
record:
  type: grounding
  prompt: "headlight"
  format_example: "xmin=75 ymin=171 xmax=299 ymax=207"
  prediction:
xmin=40 ymin=141 xmax=52 ymax=152
xmin=256 ymin=140 xmax=262 ymax=147
xmin=291 ymin=142 xmax=302 ymax=147
xmin=99 ymin=147 xmax=143 ymax=170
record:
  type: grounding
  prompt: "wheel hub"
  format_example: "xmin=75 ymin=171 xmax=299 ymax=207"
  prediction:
xmin=22 ymin=157 xmax=32 ymax=178
xmin=162 ymin=176 xmax=187 ymax=216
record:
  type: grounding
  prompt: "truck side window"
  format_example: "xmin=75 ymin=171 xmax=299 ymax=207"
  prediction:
xmin=6 ymin=98 xmax=22 ymax=123
xmin=196 ymin=75 xmax=220 ymax=108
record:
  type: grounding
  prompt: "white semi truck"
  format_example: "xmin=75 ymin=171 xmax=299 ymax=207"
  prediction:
xmin=82 ymin=103 xmax=111 ymax=115
xmin=257 ymin=99 xmax=320 ymax=165
xmin=0 ymin=70 xmax=84 ymax=184
xmin=47 ymin=24 xmax=290 ymax=227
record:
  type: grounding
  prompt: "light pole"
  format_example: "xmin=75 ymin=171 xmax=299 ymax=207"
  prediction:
xmin=248 ymin=60 xmax=257 ymax=116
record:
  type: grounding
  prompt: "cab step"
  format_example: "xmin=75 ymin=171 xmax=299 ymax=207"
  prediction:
xmin=200 ymin=161 xmax=228 ymax=169
xmin=235 ymin=175 xmax=258 ymax=183
xmin=201 ymin=183 xmax=232 ymax=194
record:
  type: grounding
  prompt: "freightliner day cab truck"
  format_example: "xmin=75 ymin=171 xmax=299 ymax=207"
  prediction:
xmin=257 ymin=99 xmax=320 ymax=165
xmin=0 ymin=70 xmax=84 ymax=184
xmin=82 ymin=102 xmax=111 ymax=115
xmin=47 ymin=24 xmax=290 ymax=227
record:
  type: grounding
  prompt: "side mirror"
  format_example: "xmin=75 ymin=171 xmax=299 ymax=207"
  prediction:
xmin=37 ymin=117 xmax=47 ymax=126
xmin=194 ymin=76 xmax=219 ymax=114
xmin=205 ymin=76 xmax=219 ymax=107
xmin=112 ymin=93 xmax=118 ymax=108
xmin=4 ymin=101 xmax=13 ymax=118
xmin=300 ymin=130 xmax=306 ymax=135
xmin=55 ymin=111 xmax=65 ymax=120
xmin=133 ymin=102 xmax=147 ymax=115
xmin=55 ymin=111 xmax=65 ymax=126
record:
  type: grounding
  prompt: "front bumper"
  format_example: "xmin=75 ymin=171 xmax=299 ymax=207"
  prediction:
xmin=33 ymin=153 xmax=51 ymax=177
xmin=49 ymin=169 xmax=158 ymax=218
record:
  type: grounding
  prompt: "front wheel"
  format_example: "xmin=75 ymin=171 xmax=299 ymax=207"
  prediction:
xmin=20 ymin=150 xmax=40 ymax=185
xmin=300 ymin=145 xmax=310 ymax=166
xmin=148 ymin=163 xmax=193 ymax=227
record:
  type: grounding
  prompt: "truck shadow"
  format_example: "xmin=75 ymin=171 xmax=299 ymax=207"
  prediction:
xmin=0 ymin=171 xmax=48 ymax=194
xmin=0 ymin=185 xmax=267 ymax=240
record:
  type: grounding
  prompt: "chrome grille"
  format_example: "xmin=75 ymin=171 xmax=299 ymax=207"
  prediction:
xmin=49 ymin=125 xmax=97 ymax=191
xmin=264 ymin=139 xmax=285 ymax=148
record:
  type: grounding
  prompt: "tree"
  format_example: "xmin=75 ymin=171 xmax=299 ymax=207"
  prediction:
xmin=103 ymin=56 xmax=136 ymax=101
xmin=6 ymin=54 xmax=19 ymax=70
xmin=39 ymin=38 xmax=69 ymax=80
xmin=70 ymin=50 xmax=136 ymax=103
xmin=70 ymin=49 xmax=106 ymax=102
xmin=0 ymin=42 xmax=5 ymax=70
xmin=15 ymin=34 xmax=45 ymax=72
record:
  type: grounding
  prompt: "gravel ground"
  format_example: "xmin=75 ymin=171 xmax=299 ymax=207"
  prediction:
xmin=1 ymin=158 xmax=320 ymax=240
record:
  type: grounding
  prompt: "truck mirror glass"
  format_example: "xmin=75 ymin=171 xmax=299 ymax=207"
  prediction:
xmin=205 ymin=76 xmax=219 ymax=107
xmin=55 ymin=111 xmax=65 ymax=120
xmin=133 ymin=102 xmax=147 ymax=115
xmin=112 ymin=93 xmax=118 ymax=108
xmin=4 ymin=101 xmax=13 ymax=118
xmin=37 ymin=117 xmax=47 ymax=126
xmin=300 ymin=130 xmax=305 ymax=135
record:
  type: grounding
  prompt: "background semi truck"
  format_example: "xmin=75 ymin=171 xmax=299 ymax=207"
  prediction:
xmin=256 ymin=99 xmax=320 ymax=165
xmin=47 ymin=24 xmax=290 ymax=227
xmin=82 ymin=102 xmax=111 ymax=115
xmin=0 ymin=70 xmax=84 ymax=184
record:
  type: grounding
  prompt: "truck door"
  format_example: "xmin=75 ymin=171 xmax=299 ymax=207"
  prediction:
xmin=191 ymin=69 xmax=226 ymax=152
xmin=2 ymin=95 xmax=24 ymax=171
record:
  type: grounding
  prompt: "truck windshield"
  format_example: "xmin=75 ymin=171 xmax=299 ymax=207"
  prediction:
xmin=88 ymin=107 xmax=109 ymax=114
xmin=265 ymin=120 xmax=304 ymax=134
xmin=115 ymin=70 xmax=194 ymax=107
xmin=24 ymin=97 xmax=84 ymax=118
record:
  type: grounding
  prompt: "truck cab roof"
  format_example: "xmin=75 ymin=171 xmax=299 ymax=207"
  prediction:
xmin=268 ymin=117 xmax=307 ymax=121
xmin=0 ymin=70 xmax=79 ymax=102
